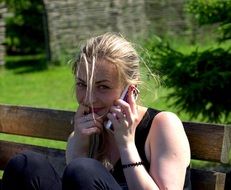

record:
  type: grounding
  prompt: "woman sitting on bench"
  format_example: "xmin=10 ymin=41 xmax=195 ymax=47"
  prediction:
xmin=2 ymin=32 xmax=191 ymax=190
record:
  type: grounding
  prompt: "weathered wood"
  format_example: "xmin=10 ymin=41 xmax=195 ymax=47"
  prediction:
xmin=0 ymin=104 xmax=74 ymax=141
xmin=0 ymin=104 xmax=230 ymax=190
xmin=191 ymin=168 xmax=226 ymax=190
xmin=222 ymin=126 xmax=231 ymax=163
xmin=183 ymin=121 xmax=230 ymax=163
xmin=0 ymin=104 xmax=229 ymax=163
xmin=0 ymin=140 xmax=66 ymax=176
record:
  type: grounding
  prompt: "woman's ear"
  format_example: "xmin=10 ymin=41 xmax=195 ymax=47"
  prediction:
xmin=129 ymin=85 xmax=139 ymax=100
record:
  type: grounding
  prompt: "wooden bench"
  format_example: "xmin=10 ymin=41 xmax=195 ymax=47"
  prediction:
xmin=0 ymin=104 xmax=231 ymax=189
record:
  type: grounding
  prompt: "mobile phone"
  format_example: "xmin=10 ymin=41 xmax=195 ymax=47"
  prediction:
xmin=105 ymin=85 xmax=130 ymax=131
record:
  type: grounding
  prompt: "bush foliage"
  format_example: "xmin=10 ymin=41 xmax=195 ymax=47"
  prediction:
xmin=186 ymin=0 xmax=231 ymax=42
xmin=143 ymin=0 xmax=231 ymax=124
xmin=1 ymin=0 xmax=45 ymax=55
xmin=143 ymin=39 xmax=230 ymax=123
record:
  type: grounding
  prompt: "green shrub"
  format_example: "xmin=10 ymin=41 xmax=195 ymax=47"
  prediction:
xmin=141 ymin=0 xmax=231 ymax=124
xmin=3 ymin=0 xmax=45 ymax=55
xmin=186 ymin=0 xmax=231 ymax=42
xmin=143 ymin=38 xmax=231 ymax=124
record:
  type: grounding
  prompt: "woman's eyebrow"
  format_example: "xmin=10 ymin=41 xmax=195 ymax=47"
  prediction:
xmin=77 ymin=77 xmax=86 ymax=83
xmin=77 ymin=77 xmax=111 ymax=84
xmin=95 ymin=79 xmax=110 ymax=84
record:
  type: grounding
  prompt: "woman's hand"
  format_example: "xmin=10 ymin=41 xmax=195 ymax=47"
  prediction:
xmin=74 ymin=105 xmax=103 ymax=136
xmin=66 ymin=104 xmax=103 ymax=164
xmin=74 ymin=104 xmax=103 ymax=137
xmin=107 ymin=86 xmax=139 ymax=147
xmin=73 ymin=104 xmax=103 ymax=149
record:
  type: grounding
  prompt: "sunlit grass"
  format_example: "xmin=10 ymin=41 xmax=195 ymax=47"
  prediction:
xmin=0 ymin=63 xmax=77 ymax=111
xmin=0 ymin=133 xmax=66 ymax=150
xmin=0 ymin=57 xmax=184 ymax=117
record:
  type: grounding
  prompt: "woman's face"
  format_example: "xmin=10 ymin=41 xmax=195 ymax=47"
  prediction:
xmin=76 ymin=59 xmax=124 ymax=119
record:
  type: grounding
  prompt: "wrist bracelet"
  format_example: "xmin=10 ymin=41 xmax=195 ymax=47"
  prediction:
xmin=122 ymin=161 xmax=144 ymax=169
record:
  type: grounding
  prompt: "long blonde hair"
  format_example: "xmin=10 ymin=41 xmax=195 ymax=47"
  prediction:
xmin=73 ymin=32 xmax=141 ymax=167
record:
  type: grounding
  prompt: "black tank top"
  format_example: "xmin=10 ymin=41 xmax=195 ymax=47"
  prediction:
xmin=111 ymin=108 xmax=191 ymax=189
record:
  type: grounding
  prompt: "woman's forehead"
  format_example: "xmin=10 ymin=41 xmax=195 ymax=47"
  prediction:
xmin=77 ymin=60 xmax=119 ymax=82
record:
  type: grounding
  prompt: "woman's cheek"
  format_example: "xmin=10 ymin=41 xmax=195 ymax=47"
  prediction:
xmin=76 ymin=91 xmax=85 ymax=103
xmin=102 ymin=96 xmax=117 ymax=106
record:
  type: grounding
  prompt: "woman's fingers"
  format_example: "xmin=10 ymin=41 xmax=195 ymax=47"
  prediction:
xmin=76 ymin=120 xmax=103 ymax=135
xmin=76 ymin=104 xmax=89 ymax=117
xmin=74 ymin=105 xmax=103 ymax=135
xmin=113 ymin=100 xmax=133 ymax=125
xmin=108 ymin=104 xmax=131 ymax=129
xmin=108 ymin=86 xmax=139 ymax=131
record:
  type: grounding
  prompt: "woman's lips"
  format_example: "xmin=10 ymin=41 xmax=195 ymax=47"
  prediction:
xmin=84 ymin=107 xmax=108 ymax=117
xmin=92 ymin=107 xmax=104 ymax=113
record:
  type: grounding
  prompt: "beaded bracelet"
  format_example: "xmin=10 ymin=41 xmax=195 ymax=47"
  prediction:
xmin=122 ymin=161 xmax=144 ymax=169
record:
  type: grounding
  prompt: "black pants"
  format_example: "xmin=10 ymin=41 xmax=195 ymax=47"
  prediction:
xmin=2 ymin=151 xmax=122 ymax=190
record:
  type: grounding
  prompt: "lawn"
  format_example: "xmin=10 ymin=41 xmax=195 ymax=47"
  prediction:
xmin=0 ymin=57 xmax=77 ymax=111
xmin=0 ymin=59 xmax=193 ymax=121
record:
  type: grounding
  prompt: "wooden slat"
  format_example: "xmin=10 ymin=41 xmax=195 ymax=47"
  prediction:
xmin=1 ymin=104 xmax=231 ymax=190
xmin=183 ymin=121 xmax=230 ymax=163
xmin=191 ymin=168 xmax=226 ymax=190
xmin=0 ymin=104 xmax=74 ymax=141
xmin=222 ymin=127 xmax=231 ymax=163
xmin=0 ymin=104 xmax=230 ymax=163
xmin=0 ymin=140 xmax=66 ymax=176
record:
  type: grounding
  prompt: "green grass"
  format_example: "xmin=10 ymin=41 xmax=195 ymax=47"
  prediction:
xmin=0 ymin=62 xmax=77 ymax=111
xmin=0 ymin=133 xmax=66 ymax=149
xmin=0 ymin=56 xmax=187 ymax=117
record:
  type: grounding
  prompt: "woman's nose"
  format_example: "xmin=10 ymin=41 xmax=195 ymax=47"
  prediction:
xmin=84 ymin=90 xmax=97 ymax=105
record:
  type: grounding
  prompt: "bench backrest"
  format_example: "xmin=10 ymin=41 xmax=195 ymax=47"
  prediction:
xmin=0 ymin=104 xmax=230 ymax=189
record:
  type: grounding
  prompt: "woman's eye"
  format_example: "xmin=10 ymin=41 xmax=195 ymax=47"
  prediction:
xmin=98 ymin=85 xmax=110 ymax=90
xmin=76 ymin=82 xmax=86 ymax=88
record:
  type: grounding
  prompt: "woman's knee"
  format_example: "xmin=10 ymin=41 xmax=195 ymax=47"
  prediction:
xmin=62 ymin=158 xmax=121 ymax=190
xmin=5 ymin=151 xmax=46 ymax=173
xmin=2 ymin=151 xmax=45 ymax=189
xmin=2 ymin=151 xmax=62 ymax=190
xmin=63 ymin=158 xmax=103 ymax=179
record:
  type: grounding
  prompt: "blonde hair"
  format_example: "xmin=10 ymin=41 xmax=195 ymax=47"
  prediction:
xmin=73 ymin=32 xmax=141 ymax=86
xmin=73 ymin=32 xmax=141 ymax=168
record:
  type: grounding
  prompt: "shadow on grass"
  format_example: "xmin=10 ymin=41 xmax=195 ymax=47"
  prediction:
xmin=4 ymin=55 xmax=48 ymax=74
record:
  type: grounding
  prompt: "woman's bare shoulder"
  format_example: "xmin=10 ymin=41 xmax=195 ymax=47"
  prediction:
xmin=148 ymin=110 xmax=191 ymax=162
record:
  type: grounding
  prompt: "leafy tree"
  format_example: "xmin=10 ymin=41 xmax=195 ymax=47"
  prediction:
xmin=1 ymin=0 xmax=46 ymax=55
xmin=186 ymin=0 xmax=231 ymax=42
xmin=144 ymin=0 xmax=231 ymax=124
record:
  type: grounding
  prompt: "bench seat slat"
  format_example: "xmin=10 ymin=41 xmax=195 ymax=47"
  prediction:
xmin=183 ymin=122 xmax=229 ymax=163
xmin=0 ymin=104 xmax=231 ymax=190
xmin=190 ymin=168 xmax=227 ymax=190
xmin=0 ymin=104 xmax=230 ymax=163
xmin=0 ymin=105 xmax=74 ymax=141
